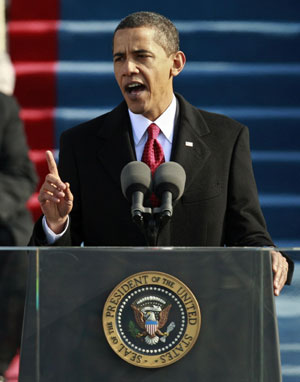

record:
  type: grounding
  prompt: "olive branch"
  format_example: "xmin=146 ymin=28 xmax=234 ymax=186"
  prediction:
xmin=128 ymin=320 xmax=140 ymax=337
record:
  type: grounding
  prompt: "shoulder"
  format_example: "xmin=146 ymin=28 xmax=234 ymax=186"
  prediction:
xmin=199 ymin=108 xmax=249 ymax=142
xmin=176 ymin=93 xmax=248 ymax=140
xmin=61 ymin=111 xmax=109 ymax=140
xmin=0 ymin=92 xmax=20 ymax=122
xmin=60 ymin=100 xmax=128 ymax=142
xmin=199 ymin=108 xmax=245 ymax=130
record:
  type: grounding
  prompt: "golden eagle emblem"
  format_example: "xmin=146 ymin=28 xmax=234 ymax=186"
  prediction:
xmin=131 ymin=299 xmax=175 ymax=345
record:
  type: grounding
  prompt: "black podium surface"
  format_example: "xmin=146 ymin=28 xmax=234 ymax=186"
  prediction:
xmin=19 ymin=247 xmax=281 ymax=382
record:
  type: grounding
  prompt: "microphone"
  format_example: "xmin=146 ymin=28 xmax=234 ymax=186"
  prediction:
xmin=120 ymin=161 xmax=152 ymax=219
xmin=153 ymin=162 xmax=186 ymax=217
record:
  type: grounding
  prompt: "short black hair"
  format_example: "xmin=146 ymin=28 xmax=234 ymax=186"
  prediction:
xmin=114 ymin=11 xmax=180 ymax=55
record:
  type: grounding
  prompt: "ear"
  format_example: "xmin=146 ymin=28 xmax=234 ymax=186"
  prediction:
xmin=170 ymin=51 xmax=186 ymax=77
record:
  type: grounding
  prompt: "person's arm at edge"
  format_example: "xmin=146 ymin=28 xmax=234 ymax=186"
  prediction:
xmin=224 ymin=124 xmax=294 ymax=292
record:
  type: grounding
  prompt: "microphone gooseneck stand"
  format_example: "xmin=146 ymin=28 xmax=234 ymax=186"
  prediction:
xmin=131 ymin=191 xmax=173 ymax=246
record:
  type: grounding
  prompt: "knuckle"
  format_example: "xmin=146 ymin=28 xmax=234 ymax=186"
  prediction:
xmin=45 ymin=174 xmax=54 ymax=182
xmin=38 ymin=189 xmax=46 ymax=201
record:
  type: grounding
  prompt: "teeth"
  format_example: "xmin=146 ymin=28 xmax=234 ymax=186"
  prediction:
xmin=128 ymin=83 xmax=141 ymax=88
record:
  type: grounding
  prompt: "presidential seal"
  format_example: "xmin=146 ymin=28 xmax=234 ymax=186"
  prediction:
xmin=102 ymin=271 xmax=201 ymax=368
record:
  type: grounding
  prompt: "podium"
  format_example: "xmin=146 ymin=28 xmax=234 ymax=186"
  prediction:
xmin=19 ymin=247 xmax=281 ymax=382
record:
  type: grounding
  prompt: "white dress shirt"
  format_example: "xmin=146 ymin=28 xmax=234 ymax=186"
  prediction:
xmin=129 ymin=94 xmax=177 ymax=162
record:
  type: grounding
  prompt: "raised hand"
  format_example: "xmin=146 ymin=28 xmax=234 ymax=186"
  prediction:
xmin=38 ymin=150 xmax=73 ymax=234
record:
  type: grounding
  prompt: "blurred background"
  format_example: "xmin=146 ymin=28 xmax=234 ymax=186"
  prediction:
xmin=1 ymin=0 xmax=300 ymax=380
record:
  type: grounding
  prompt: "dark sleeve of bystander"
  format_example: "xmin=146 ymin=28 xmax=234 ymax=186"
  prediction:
xmin=0 ymin=92 xmax=38 ymax=246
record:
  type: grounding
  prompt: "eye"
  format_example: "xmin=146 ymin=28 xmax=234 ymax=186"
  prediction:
xmin=138 ymin=54 xmax=150 ymax=59
xmin=114 ymin=56 xmax=124 ymax=63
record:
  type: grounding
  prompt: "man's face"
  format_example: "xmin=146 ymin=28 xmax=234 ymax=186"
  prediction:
xmin=113 ymin=27 xmax=177 ymax=121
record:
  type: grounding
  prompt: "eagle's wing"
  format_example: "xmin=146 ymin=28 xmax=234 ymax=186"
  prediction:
xmin=131 ymin=305 xmax=145 ymax=329
xmin=158 ymin=304 xmax=172 ymax=328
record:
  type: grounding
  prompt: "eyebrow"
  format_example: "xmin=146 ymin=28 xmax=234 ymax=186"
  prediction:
xmin=134 ymin=49 xmax=152 ymax=54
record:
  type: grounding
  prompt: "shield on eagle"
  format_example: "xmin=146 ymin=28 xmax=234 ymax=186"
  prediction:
xmin=145 ymin=320 xmax=158 ymax=336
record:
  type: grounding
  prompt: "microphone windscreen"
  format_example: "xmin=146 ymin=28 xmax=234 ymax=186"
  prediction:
xmin=153 ymin=162 xmax=186 ymax=201
xmin=120 ymin=161 xmax=152 ymax=200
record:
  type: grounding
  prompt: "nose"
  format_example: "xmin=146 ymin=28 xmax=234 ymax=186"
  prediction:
xmin=122 ymin=59 xmax=139 ymax=76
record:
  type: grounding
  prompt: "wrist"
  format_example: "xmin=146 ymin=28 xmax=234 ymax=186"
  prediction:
xmin=46 ymin=217 xmax=68 ymax=234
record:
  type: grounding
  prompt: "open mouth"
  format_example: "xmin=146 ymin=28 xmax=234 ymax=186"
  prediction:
xmin=125 ymin=83 xmax=146 ymax=95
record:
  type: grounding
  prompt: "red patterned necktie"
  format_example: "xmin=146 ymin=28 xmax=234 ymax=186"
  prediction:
xmin=142 ymin=123 xmax=165 ymax=206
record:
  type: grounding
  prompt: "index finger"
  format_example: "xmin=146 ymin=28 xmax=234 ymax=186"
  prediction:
xmin=46 ymin=150 xmax=59 ymax=177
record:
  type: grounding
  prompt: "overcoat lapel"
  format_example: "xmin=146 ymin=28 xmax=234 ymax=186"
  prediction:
xmin=96 ymin=101 xmax=136 ymax=186
xmin=171 ymin=94 xmax=211 ymax=193
xmin=95 ymin=94 xmax=211 ymax=193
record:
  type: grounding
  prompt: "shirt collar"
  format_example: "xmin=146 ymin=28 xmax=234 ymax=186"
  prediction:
xmin=129 ymin=95 xmax=177 ymax=146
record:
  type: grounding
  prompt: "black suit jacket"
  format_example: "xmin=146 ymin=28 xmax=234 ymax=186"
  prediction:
xmin=31 ymin=93 xmax=293 ymax=281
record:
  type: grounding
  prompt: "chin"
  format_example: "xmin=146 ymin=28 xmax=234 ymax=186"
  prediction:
xmin=127 ymin=103 xmax=147 ymax=116
xmin=130 ymin=110 xmax=144 ymax=115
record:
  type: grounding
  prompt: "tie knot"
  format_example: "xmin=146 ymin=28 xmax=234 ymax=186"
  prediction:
xmin=147 ymin=123 xmax=160 ymax=139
